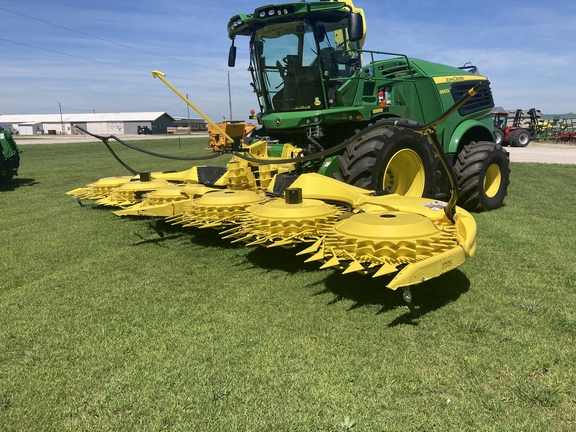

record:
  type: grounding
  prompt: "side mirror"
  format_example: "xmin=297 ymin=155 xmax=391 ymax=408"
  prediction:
xmin=348 ymin=13 xmax=363 ymax=42
xmin=228 ymin=44 xmax=237 ymax=68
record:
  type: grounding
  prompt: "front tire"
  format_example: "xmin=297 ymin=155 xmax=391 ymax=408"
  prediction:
xmin=334 ymin=120 xmax=439 ymax=198
xmin=454 ymin=141 xmax=510 ymax=211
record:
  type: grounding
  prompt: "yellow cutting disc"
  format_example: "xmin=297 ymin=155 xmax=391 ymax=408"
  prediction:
xmin=175 ymin=189 xmax=267 ymax=229
xmin=114 ymin=185 xmax=187 ymax=217
xmin=96 ymin=179 xmax=171 ymax=207
xmin=222 ymin=198 xmax=342 ymax=247
xmin=66 ymin=176 xmax=133 ymax=200
xmin=299 ymin=210 xmax=459 ymax=280
xmin=115 ymin=184 xmax=222 ymax=217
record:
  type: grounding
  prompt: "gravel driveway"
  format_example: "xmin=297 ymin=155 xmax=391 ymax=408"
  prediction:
xmin=505 ymin=142 xmax=576 ymax=165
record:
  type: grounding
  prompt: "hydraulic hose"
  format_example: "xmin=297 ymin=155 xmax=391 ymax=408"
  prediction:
xmin=71 ymin=123 xmax=225 ymax=173
xmin=231 ymin=83 xmax=483 ymax=223
xmin=74 ymin=81 xmax=482 ymax=222
xmin=233 ymin=83 xmax=483 ymax=166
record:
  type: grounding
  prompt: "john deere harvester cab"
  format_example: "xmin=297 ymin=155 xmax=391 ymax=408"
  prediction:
xmin=227 ymin=0 xmax=510 ymax=211
xmin=0 ymin=127 xmax=21 ymax=182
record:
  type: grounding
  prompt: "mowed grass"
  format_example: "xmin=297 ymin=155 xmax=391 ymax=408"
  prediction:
xmin=1 ymin=138 xmax=575 ymax=431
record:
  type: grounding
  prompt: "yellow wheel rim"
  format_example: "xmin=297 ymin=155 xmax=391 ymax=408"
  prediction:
xmin=383 ymin=149 xmax=426 ymax=196
xmin=484 ymin=163 xmax=502 ymax=198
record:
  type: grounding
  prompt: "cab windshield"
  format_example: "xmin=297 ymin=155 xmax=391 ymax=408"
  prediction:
xmin=250 ymin=17 xmax=360 ymax=113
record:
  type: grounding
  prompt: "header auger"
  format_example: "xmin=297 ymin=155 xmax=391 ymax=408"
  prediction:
xmin=67 ymin=0 xmax=510 ymax=316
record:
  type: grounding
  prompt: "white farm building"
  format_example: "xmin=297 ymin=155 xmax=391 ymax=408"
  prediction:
xmin=0 ymin=112 xmax=179 ymax=136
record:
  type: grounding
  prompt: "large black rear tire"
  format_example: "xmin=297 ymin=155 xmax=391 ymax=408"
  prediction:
xmin=334 ymin=120 xmax=440 ymax=198
xmin=508 ymin=128 xmax=530 ymax=147
xmin=454 ymin=141 xmax=510 ymax=211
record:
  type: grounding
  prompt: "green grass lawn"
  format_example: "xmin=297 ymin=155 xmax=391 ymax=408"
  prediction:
xmin=1 ymin=139 xmax=575 ymax=431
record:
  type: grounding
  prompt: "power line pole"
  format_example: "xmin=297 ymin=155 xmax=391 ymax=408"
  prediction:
xmin=228 ymin=72 xmax=233 ymax=120
xmin=186 ymin=93 xmax=191 ymax=134
xmin=58 ymin=101 xmax=65 ymax=135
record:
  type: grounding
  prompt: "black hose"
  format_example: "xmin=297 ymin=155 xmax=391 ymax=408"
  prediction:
xmin=71 ymin=124 xmax=225 ymax=163
xmin=71 ymin=82 xmax=482 ymax=185
xmin=100 ymin=138 xmax=138 ymax=175
xmin=231 ymin=83 xmax=483 ymax=166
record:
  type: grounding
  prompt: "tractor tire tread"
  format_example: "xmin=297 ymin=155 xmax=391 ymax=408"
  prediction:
xmin=334 ymin=119 xmax=439 ymax=197
xmin=508 ymin=128 xmax=530 ymax=147
xmin=454 ymin=141 xmax=510 ymax=212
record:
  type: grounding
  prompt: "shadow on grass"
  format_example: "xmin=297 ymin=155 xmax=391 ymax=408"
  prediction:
xmin=245 ymin=245 xmax=326 ymax=274
xmin=322 ymin=269 xmax=470 ymax=325
xmin=66 ymin=207 xmax=246 ymax=250
xmin=0 ymin=177 xmax=39 ymax=191
xmin=245 ymin=245 xmax=470 ymax=324
xmin=187 ymin=225 xmax=247 ymax=250
xmin=126 ymin=219 xmax=241 ymax=249
xmin=71 ymin=209 xmax=471 ymax=324
xmin=131 ymin=231 xmax=180 ymax=246
xmin=131 ymin=219 xmax=248 ymax=250
xmin=69 ymin=201 xmax=112 ymax=210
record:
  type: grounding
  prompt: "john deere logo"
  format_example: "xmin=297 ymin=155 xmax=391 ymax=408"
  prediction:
xmin=275 ymin=118 xmax=281 ymax=126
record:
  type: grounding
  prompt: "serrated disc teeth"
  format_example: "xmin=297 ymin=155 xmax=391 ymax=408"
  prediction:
xmin=224 ymin=198 xmax=341 ymax=247
xmin=67 ymin=176 xmax=133 ymax=200
xmin=301 ymin=211 xmax=459 ymax=277
xmin=176 ymin=190 xmax=266 ymax=228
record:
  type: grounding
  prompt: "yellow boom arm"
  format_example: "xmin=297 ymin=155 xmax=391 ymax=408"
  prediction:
xmin=152 ymin=70 xmax=234 ymax=144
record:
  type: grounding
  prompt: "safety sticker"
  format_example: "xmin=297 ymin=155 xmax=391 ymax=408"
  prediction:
xmin=423 ymin=201 xmax=447 ymax=211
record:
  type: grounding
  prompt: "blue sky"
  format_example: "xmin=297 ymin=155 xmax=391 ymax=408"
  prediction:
xmin=1 ymin=0 xmax=575 ymax=121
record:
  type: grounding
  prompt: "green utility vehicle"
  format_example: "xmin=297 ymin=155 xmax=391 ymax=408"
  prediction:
xmin=226 ymin=0 xmax=509 ymax=211
xmin=0 ymin=128 xmax=21 ymax=182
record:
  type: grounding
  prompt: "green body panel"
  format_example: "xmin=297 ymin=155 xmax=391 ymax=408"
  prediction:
xmin=257 ymin=55 xmax=494 ymax=151
xmin=447 ymin=117 xmax=496 ymax=155
xmin=262 ymin=106 xmax=365 ymax=130
xmin=0 ymin=129 xmax=21 ymax=180
xmin=267 ymin=142 xmax=287 ymax=157
xmin=315 ymin=155 xmax=340 ymax=177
